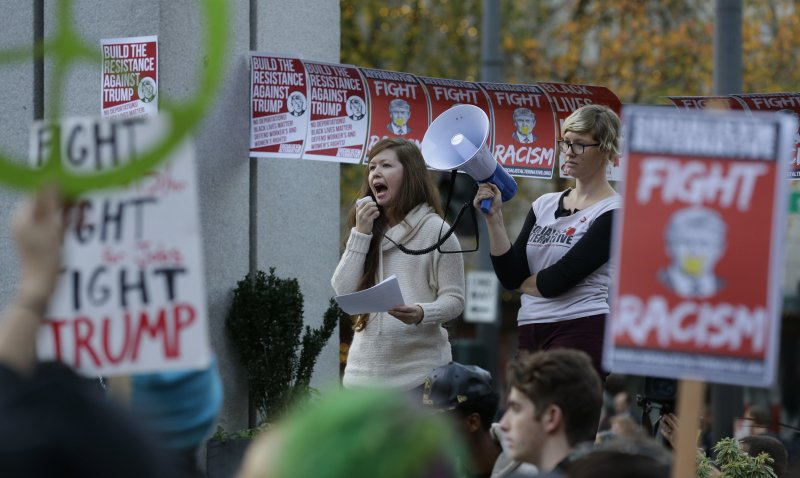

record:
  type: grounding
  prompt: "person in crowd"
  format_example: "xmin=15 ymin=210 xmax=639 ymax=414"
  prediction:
xmin=564 ymin=435 xmax=671 ymax=478
xmin=0 ymin=187 xmax=169 ymax=477
xmin=597 ymin=373 xmax=627 ymax=432
xmin=608 ymin=415 xmax=646 ymax=440
xmin=129 ymin=358 xmax=223 ymax=477
xmin=422 ymin=361 xmax=538 ymax=478
xmin=236 ymin=387 xmax=464 ymax=478
xmin=499 ymin=349 xmax=603 ymax=476
xmin=740 ymin=434 xmax=788 ymax=478
xmin=739 ymin=404 xmax=779 ymax=439
xmin=613 ymin=391 xmax=633 ymax=418
xmin=473 ymin=104 xmax=622 ymax=378
xmin=332 ymin=137 xmax=464 ymax=390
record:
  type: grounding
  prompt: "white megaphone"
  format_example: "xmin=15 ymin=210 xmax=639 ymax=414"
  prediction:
xmin=421 ymin=104 xmax=517 ymax=214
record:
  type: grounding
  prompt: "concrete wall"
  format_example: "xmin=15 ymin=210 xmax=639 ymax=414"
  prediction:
xmin=0 ymin=0 xmax=341 ymax=435
xmin=0 ymin=3 xmax=34 ymax=308
xmin=254 ymin=2 xmax=341 ymax=397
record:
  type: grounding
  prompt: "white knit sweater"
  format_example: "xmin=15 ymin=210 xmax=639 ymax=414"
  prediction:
xmin=331 ymin=203 xmax=465 ymax=390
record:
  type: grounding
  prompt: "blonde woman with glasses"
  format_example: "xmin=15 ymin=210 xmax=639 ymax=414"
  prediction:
xmin=474 ymin=104 xmax=622 ymax=379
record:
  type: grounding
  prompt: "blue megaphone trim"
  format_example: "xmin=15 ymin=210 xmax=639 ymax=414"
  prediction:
xmin=480 ymin=163 xmax=517 ymax=214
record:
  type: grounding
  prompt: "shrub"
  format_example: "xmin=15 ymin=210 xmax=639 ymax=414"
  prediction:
xmin=226 ymin=268 xmax=341 ymax=423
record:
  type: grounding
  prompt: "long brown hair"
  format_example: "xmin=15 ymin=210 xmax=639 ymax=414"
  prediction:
xmin=345 ymin=138 xmax=443 ymax=331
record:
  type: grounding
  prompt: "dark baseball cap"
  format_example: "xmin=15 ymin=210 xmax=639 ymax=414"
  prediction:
xmin=422 ymin=362 xmax=496 ymax=411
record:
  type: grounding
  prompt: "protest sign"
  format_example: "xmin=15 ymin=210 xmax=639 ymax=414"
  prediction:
xmin=480 ymin=82 xmax=557 ymax=179
xmin=302 ymin=61 xmax=368 ymax=163
xmin=419 ymin=76 xmax=492 ymax=122
xmin=361 ymin=67 xmax=430 ymax=157
xmin=249 ymin=54 xmax=308 ymax=159
xmin=667 ymin=96 xmax=747 ymax=111
xmin=732 ymin=93 xmax=800 ymax=179
xmin=604 ymin=106 xmax=796 ymax=387
xmin=30 ymin=115 xmax=211 ymax=376
xmin=101 ymin=36 xmax=158 ymax=119
xmin=537 ymin=82 xmax=622 ymax=181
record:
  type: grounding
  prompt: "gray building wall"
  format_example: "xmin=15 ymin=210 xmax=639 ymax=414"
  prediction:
xmin=0 ymin=0 xmax=341 ymax=436
xmin=0 ymin=3 xmax=34 ymax=308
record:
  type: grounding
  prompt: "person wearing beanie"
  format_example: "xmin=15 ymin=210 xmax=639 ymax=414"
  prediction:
xmin=131 ymin=358 xmax=223 ymax=477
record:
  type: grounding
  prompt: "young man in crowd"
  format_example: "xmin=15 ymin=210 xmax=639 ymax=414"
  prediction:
xmin=422 ymin=361 xmax=537 ymax=478
xmin=500 ymin=349 xmax=603 ymax=476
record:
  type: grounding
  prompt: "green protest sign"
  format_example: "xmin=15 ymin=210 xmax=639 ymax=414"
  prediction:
xmin=0 ymin=0 xmax=228 ymax=196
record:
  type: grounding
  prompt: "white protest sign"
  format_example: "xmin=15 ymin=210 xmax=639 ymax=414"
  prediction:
xmin=464 ymin=271 xmax=499 ymax=324
xmin=30 ymin=115 xmax=211 ymax=376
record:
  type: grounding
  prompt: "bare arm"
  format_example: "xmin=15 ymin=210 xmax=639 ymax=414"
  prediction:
xmin=473 ymin=182 xmax=512 ymax=256
xmin=0 ymin=187 xmax=65 ymax=375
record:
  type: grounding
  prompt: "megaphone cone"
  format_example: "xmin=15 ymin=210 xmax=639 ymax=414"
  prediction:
xmin=421 ymin=105 xmax=516 ymax=213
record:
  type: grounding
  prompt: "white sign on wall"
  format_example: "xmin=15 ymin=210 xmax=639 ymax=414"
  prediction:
xmin=465 ymin=271 xmax=499 ymax=324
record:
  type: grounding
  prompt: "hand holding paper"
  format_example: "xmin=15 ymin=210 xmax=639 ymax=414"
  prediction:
xmin=334 ymin=275 xmax=405 ymax=315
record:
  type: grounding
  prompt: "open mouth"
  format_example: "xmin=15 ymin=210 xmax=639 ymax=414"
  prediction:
xmin=372 ymin=183 xmax=388 ymax=196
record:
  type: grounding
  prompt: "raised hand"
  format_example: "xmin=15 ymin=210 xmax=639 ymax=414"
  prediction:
xmin=355 ymin=197 xmax=380 ymax=235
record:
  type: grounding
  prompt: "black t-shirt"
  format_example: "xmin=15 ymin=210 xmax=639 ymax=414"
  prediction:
xmin=0 ymin=362 xmax=168 ymax=478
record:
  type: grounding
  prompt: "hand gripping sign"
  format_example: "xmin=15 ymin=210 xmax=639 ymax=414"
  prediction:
xmin=0 ymin=0 xmax=228 ymax=195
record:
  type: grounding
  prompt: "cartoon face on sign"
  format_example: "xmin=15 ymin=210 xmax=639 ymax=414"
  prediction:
xmin=512 ymin=107 xmax=538 ymax=144
xmin=288 ymin=92 xmax=307 ymax=117
xmin=658 ymin=207 xmax=727 ymax=299
xmin=138 ymin=77 xmax=157 ymax=103
xmin=387 ymin=98 xmax=411 ymax=135
xmin=347 ymin=96 xmax=365 ymax=121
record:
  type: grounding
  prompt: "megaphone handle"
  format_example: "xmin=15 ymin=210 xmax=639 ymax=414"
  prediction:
xmin=480 ymin=198 xmax=492 ymax=214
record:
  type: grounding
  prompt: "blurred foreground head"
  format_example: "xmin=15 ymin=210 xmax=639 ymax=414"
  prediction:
xmin=568 ymin=435 xmax=672 ymax=478
xmin=237 ymin=387 xmax=464 ymax=478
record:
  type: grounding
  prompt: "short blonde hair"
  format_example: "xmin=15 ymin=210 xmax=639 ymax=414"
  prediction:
xmin=561 ymin=104 xmax=621 ymax=160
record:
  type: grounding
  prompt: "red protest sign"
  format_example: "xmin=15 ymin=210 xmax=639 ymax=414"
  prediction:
xmin=361 ymin=68 xmax=430 ymax=157
xmin=604 ymin=106 xmax=793 ymax=387
xmin=732 ymin=93 xmax=800 ymax=179
xmin=101 ymin=36 xmax=158 ymax=119
xmin=302 ymin=61 xmax=368 ymax=163
xmin=668 ymin=96 xmax=747 ymax=111
xmin=538 ymin=82 xmax=622 ymax=180
xmin=419 ymin=76 xmax=492 ymax=122
xmin=479 ymin=82 xmax=557 ymax=179
xmin=249 ymin=54 xmax=308 ymax=159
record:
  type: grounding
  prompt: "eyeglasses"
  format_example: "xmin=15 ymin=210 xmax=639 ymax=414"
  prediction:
xmin=558 ymin=140 xmax=600 ymax=155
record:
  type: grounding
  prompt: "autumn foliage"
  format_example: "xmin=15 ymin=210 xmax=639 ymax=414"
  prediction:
xmin=341 ymin=0 xmax=800 ymax=105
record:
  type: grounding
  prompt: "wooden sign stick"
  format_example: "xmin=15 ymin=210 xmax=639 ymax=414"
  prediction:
xmin=671 ymin=379 xmax=706 ymax=478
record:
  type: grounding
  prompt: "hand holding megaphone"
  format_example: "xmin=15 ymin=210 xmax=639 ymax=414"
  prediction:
xmin=473 ymin=183 xmax=502 ymax=216
xmin=421 ymin=105 xmax=517 ymax=214
xmin=355 ymin=195 xmax=379 ymax=234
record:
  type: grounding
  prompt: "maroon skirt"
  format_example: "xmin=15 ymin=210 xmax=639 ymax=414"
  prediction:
xmin=517 ymin=314 xmax=607 ymax=380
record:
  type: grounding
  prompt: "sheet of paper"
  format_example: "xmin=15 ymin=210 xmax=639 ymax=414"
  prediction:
xmin=335 ymin=275 xmax=405 ymax=314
